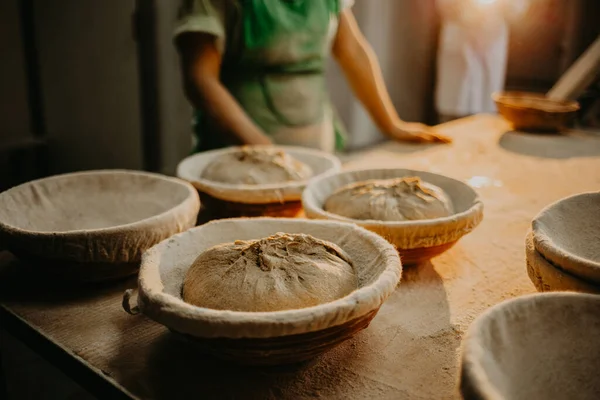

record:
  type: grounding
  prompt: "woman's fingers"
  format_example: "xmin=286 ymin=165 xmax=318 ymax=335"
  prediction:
xmin=429 ymin=132 xmax=453 ymax=143
xmin=393 ymin=123 xmax=453 ymax=144
xmin=416 ymin=129 xmax=453 ymax=144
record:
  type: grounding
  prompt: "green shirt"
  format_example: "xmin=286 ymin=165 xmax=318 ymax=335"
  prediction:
xmin=174 ymin=0 xmax=354 ymax=153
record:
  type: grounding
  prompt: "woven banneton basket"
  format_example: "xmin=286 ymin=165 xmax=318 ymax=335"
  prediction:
xmin=493 ymin=91 xmax=579 ymax=132
xmin=526 ymin=231 xmax=600 ymax=294
xmin=302 ymin=168 xmax=484 ymax=265
xmin=531 ymin=192 xmax=600 ymax=285
xmin=459 ymin=292 xmax=600 ymax=400
xmin=123 ymin=218 xmax=402 ymax=366
xmin=176 ymin=145 xmax=341 ymax=219
xmin=0 ymin=170 xmax=200 ymax=282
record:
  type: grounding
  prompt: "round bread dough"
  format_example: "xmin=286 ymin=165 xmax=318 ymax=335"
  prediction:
xmin=201 ymin=147 xmax=313 ymax=185
xmin=324 ymin=177 xmax=454 ymax=221
xmin=182 ymin=233 xmax=357 ymax=312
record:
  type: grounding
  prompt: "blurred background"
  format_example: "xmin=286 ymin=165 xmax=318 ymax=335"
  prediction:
xmin=1 ymin=0 xmax=599 ymax=191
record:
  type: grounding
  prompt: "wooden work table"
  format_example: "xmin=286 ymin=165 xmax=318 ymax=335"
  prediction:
xmin=1 ymin=115 xmax=600 ymax=399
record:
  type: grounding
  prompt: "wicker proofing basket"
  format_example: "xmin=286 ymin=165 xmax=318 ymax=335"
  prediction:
xmin=525 ymin=231 xmax=600 ymax=294
xmin=124 ymin=218 xmax=402 ymax=366
xmin=531 ymin=192 xmax=600 ymax=285
xmin=0 ymin=170 xmax=200 ymax=282
xmin=459 ymin=292 xmax=600 ymax=400
xmin=302 ymin=169 xmax=484 ymax=265
xmin=176 ymin=145 xmax=341 ymax=219
xmin=493 ymin=91 xmax=580 ymax=132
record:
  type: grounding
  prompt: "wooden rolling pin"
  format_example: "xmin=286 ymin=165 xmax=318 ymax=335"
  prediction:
xmin=547 ymin=35 xmax=600 ymax=101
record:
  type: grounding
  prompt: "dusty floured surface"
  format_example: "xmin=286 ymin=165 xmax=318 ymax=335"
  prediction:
xmin=1 ymin=116 xmax=600 ymax=399
xmin=183 ymin=233 xmax=357 ymax=312
xmin=324 ymin=177 xmax=453 ymax=221
xmin=201 ymin=147 xmax=313 ymax=185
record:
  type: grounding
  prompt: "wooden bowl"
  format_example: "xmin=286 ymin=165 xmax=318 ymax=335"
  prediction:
xmin=171 ymin=309 xmax=379 ymax=366
xmin=302 ymin=168 xmax=484 ymax=265
xmin=525 ymin=231 xmax=600 ymax=294
xmin=197 ymin=192 xmax=303 ymax=221
xmin=493 ymin=91 xmax=579 ymax=132
xmin=126 ymin=218 xmax=402 ymax=365
xmin=531 ymin=192 xmax=600 ymax=285
xmin=460 ymin=292 xmax=600 ymax=400
xmin=176 ymin=145 xmax=341 ymax=219
xmin=0 ymin=170 xmax=200 ymax=282
xmin=400 ymin=242 xmax=458 ymax=265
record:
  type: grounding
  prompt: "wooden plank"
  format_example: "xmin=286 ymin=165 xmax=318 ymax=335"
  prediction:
xmin=0 ymin=306 xmax=136 ymax=400
xmin=547 ymin=35 xmax=600 ymax=100
xmin=1 ymin=116 xmax=600 ymax=399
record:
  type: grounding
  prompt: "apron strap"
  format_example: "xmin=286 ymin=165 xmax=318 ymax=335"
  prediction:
xmin=241 ymin=0 xmax=340 ymax=49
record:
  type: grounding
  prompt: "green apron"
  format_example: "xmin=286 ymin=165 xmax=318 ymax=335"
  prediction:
xmin=192 ymin=0 xmax=347 ymax=153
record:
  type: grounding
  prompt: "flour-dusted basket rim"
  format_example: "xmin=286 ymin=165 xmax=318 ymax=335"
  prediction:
xmin=176 ymin=145 xmax=342 ymax=204
xmin=459 ymin=292 xmax=600 ymax=400
xmin=525 ymin=230 xmax=600 ymax=294
xmin=532 ymin=192 xmax=600 ymax=285
xmin=301 ymin=168 xmax=484 ymax=250
xmin=135 ymin=217 xmax=402 ymax=339
xmin=0 ymin=169 xmax=200 ymax=264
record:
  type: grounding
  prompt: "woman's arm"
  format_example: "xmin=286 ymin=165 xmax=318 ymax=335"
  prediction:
xmin=332 ymin=10 xmax=451 ymax=143
xmin=175 ymin=32 xmax=272 ymax=146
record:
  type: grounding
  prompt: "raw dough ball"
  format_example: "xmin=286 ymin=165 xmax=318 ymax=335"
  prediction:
xmin=324 ymin=177 xmax=454 ymax=221
xmin=201 ymin=147 xmax=313 ymax=185
xmin=182 ymin=233 xmax=357 ymax=312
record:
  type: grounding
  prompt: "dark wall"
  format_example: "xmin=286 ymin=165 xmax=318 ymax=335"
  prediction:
xmin=506 ymin=0 xmax=600 ymax=92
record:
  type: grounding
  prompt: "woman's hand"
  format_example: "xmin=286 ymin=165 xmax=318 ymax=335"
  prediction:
xmin=333 ymin=11 xmax=452 ymax=147
xmin=390 ymin=122 xmax=453 ymax=144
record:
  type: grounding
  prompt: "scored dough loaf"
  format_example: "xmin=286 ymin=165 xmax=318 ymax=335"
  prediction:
xmin=182 ymin=233 xmax=357 ymax=312
xmin=201 ymin=147 xmax=313 ymax=185
xmin=324 ymin=177 xmax=454 ymax=221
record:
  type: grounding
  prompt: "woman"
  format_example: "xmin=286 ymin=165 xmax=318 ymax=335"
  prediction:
xmin=175 ymin=0 xmax=451 ymax=153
